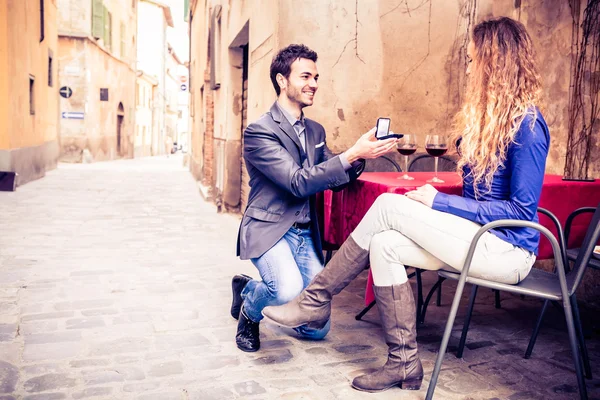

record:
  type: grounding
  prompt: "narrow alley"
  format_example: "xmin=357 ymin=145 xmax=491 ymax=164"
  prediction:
xmin=0 ymin=157 xmax=598 ymax=399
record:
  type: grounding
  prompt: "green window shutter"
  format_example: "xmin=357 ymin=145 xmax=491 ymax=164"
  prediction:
xmin=120 ymin=22 xmax=125 ymax=58
xmin=103 ymin=7 xmax=111 ymax=51
xmin=102 ymin=6 xmax=108 ymax=47
xmin=108 ymin=12 xmax=112 ymax=50
xmin=91 ymin=0 xmax=104 ymax=39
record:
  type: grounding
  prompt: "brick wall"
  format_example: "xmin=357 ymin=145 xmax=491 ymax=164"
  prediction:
xmin=203 ymin=69 xmax=214 ymax=189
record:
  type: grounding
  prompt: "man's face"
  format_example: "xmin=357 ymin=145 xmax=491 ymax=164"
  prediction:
xmin=279 ymin=58 xmax=319 ymax=108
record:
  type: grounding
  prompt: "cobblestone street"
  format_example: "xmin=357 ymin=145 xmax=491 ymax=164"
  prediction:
xmin=1 ymin=156 xmax=599 ymax=400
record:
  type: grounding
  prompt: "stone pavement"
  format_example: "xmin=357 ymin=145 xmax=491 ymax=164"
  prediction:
xmin=0 ymin=155 xmax=599 ymax=400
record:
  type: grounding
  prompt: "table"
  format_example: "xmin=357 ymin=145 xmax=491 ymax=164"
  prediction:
xmin=320 ymin=172 xmax=600 ymax=306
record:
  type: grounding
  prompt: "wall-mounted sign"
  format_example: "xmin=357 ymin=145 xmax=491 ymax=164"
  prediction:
xmin=100 ymin=88 xmax=109 ymax=101
xmin=180 ymin=84 xmax=187 ymax=91
xmin=64 ymin=65 xmax=81 ymax=76
xmin=59 ymin=86 xmax=73 ymax=99
xmin=61 ymin=111 xmax=84 ymax=119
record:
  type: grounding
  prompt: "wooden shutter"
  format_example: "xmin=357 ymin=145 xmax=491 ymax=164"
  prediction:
xmin=103 ymin=7 xmax=111 ymax=51
xmin=91 ymin=0 xmax=103 ymax=39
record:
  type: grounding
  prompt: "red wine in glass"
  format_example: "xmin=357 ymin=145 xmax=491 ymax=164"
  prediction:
xmin=396 ymin=135 xmax=417 ymax=180
xmin=425 ymin=147 xmax=448 ymax=157
xmin=397 ymin=147 xmax=417 ymax=156
xmin=425 ymin=135 xmax=448 ymax=183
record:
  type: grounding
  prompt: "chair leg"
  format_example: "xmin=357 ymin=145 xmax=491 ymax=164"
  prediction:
xmin=525 ymin=299 xmax=549 ymax=359
xmin=457 ymin=285 xmax=479 ymax=358
xmin=494 ymin=290 xmax=501 ymax=309
xmin=355 ymin=300 xmax=376 ymax=321
xmin=425 ymin=277 xmax=468 ymax=400
xmin=325 ymin=250 xmax=333 ymax=264
xmin=416 ymin=269 xmax=424 ymax=321
xmin=572 ymin=295 xmax=592 ymax=379
xmin=436 ymin=281 xmax=442 ymax=306
xmin=562 ymin=298 xmax=588 ymax=400
xmin=420 ymin=277 xmax=446 ymax=324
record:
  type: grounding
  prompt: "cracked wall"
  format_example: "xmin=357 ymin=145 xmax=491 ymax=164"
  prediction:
xmin=190 ymin=0 xmax=600 ymax=214
xmin=277 ymin=0 xmax=598 ymax=177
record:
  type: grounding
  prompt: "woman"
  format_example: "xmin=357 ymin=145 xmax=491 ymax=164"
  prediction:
xmin=263 ymin=16 xmax=550 ymax=393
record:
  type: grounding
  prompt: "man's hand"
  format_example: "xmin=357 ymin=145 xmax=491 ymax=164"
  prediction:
xmin=405 ymin=184 xmax=438 ymax=208
xmin=343 ymin=128 xmax=398 ymax=163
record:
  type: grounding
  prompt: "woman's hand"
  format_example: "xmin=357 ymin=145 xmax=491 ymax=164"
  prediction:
xmin=405 ymin=184 xmax=438 ymax=208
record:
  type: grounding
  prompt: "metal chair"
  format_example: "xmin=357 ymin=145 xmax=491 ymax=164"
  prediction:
xmin=408 ymin=152 xmax=458 ymax=172
xmin=425 ymin=204 xmax=600 ymax=400
xmin=565 ymin=207 xmax=600 ymax=272
xmin=419 ymin=208 xmax=563 ymax=326
xmin=522 ymin=206 xmax=598 ymax=379
xmin=363 ymin=154 xmax=402 ymax=172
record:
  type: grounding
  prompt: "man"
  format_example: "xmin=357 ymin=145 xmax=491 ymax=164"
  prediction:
xmin=232 ymin=44 xmax=397 ymax=352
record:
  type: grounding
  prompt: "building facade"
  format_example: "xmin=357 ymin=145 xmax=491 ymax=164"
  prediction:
xmin=57 ymin=0 xmax=138 ymax=162
xmin=0 ymin=0 xmax=60 ymax=186
xmin=165 ymin=44 xmax=180 ymax=153
xmin=188 ymin=0 xmax=600 ymax=213
xmin=134 ymin=71 xmax=157 ymax=157
xmin=137 ymin=0 xmax=173 ymax=156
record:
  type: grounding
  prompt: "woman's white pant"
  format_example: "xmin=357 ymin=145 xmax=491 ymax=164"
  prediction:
xmin=350 ymin=194 xmax=536 ymax=286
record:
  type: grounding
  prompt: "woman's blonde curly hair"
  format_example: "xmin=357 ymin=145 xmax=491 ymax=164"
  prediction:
xmin=453 ymin=17 xmax=543 ymax=197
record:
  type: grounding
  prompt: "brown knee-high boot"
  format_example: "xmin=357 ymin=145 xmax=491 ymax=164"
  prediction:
xmin=352 ymin=282 xmax=423 ymax=392
xmin=262 ymin=235 xmax=369 ymax=328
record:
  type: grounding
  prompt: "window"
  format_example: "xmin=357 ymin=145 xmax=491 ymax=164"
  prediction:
xmin=40 ymin=0 xmax=45 ymax=42
xmin=120 ymin=22 xmax=126 ymax=58
xmin=209 ymin=6 xmax=222 ymax=89
xmin=92 ymin=0 xmax=103 ymax=39
xmin=100 ymin=88 xmax=109 ymax=101
xmin=136 ymin=82 xmax=140 ymax=106
xmin=48 ymin=49 xmax=53 ymax=87
xmin=29 ymin=75 xmax=35 ymax=115
xmin=103 ymin=9 xmax=112 ymax=51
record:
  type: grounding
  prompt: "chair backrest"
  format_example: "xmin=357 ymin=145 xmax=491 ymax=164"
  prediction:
xmin=408 ymin=152 xmax=458 ymax=172
xmin=364 ymin=155 xmax=402 ymax=172
xmin=568 ymin=202 xmax=600 ymax=294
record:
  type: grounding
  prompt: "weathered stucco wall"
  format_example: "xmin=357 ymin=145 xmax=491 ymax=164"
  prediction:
xmin=189 ymin=0 xmax=600 ymax=209
xmin=0 ymin=1 xmax=9 ymax=151
xmin=189 ymin=0 xmax=279 ymax=206
xmin=57 ymin=0 xmax=92 ymax=35
xmin=0 ymin=0 xmax=59 ymax=185
xmin=135 ymin=76 xmax=155 ymax=157
xmin=59 ymin=38 xmax=137 ymax=161
xmin=58 ymin=0 xmax=137 ymax=162
xmin=273 ymin=0 xmax=598 ymax=178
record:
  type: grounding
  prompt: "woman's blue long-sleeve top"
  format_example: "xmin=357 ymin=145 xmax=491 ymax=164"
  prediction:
xmin=432 ymin=110 xmax=550 ymax=255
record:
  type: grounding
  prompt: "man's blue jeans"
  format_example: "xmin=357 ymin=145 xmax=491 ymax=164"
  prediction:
xmin=242 ymin=226 xmax=331 ymax=340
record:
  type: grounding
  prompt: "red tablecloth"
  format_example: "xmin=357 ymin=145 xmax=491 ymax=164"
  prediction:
xmin=320 ymin=172 xmax=600 ymax=306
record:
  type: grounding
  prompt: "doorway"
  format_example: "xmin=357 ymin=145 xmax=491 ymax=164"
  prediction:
xmin=117 ymin=102 xmax=124 ymax=156
xmin=240 ymin=43 xmax=249 ymax=212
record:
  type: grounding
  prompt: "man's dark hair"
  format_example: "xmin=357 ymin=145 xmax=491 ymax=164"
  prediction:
xmin=270 ymin=44 xmax=318 ymax=96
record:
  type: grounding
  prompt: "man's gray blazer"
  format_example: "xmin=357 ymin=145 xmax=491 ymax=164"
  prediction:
xmin=236 ymin=102 xmax=364 ymax=262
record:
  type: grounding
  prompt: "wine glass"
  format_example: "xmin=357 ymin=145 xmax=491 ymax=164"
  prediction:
xmin=396 ymin=134 xmax=417 ymax=180
xmin=425 ymin=134 xmax=448 ymax=183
